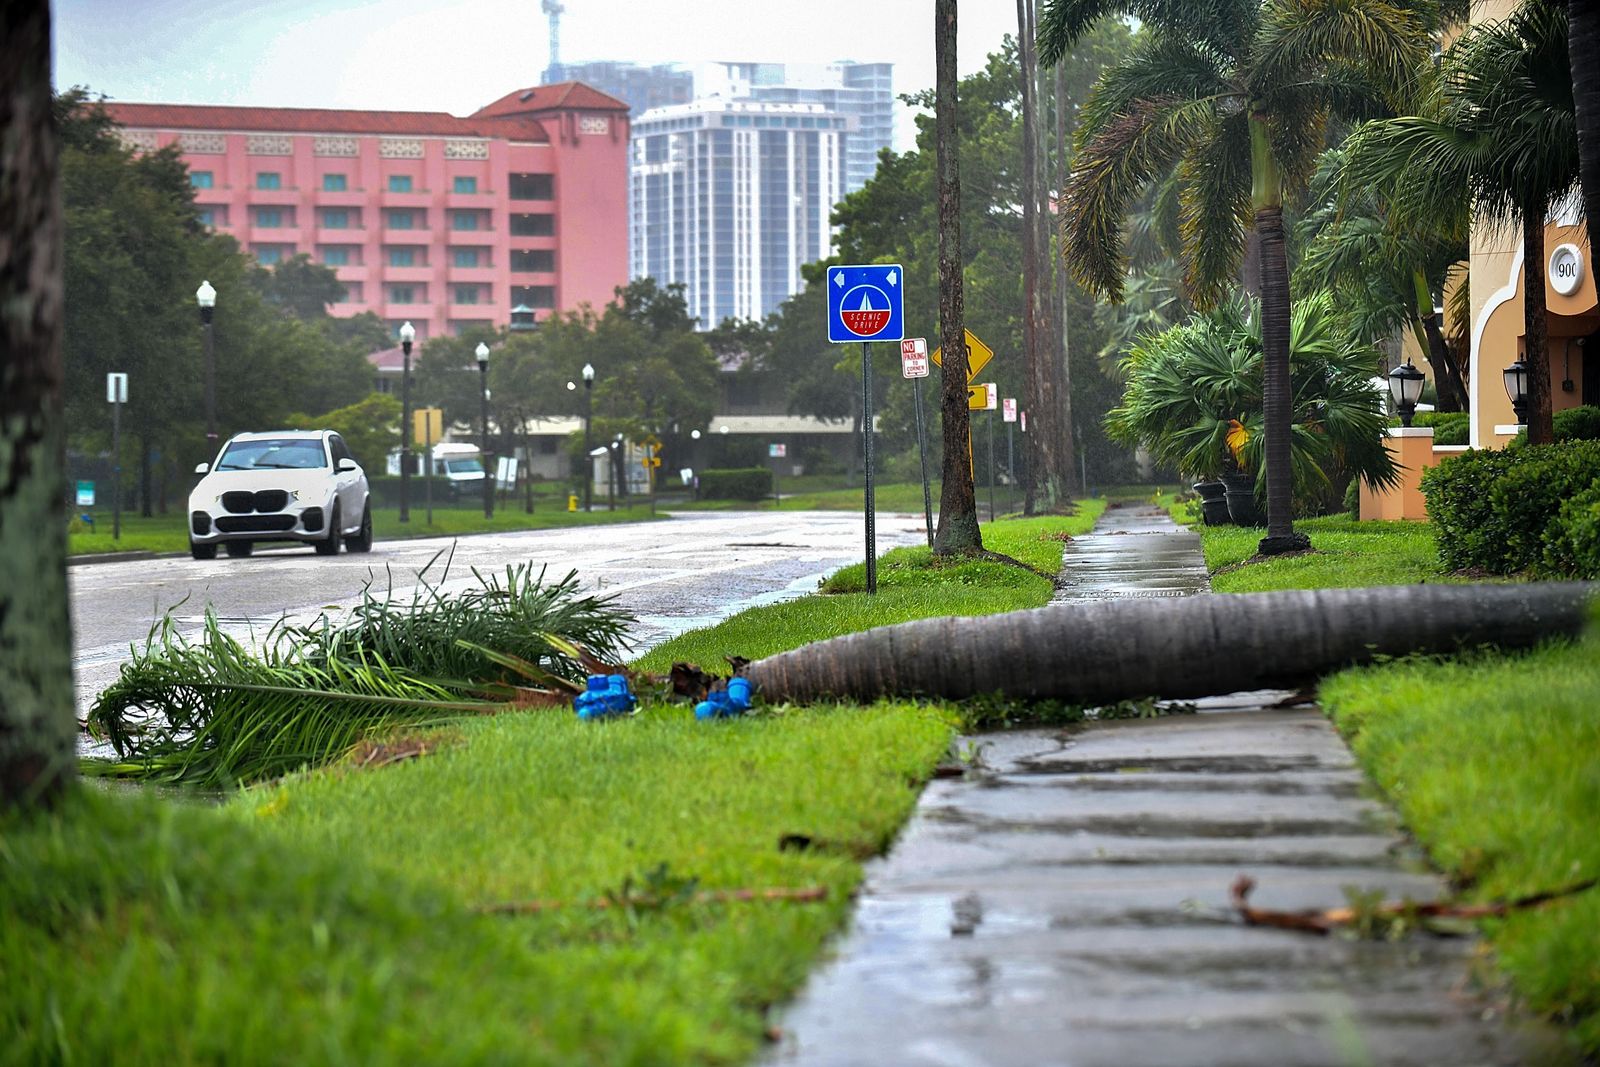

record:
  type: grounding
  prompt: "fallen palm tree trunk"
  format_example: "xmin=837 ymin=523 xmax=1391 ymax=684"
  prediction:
xmin=745 ymin=583 xmax=1595 ymax=705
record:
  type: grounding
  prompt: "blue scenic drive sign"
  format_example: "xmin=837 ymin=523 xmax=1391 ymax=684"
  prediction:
xmin=827 ymin=263 xmax=905 ymax=344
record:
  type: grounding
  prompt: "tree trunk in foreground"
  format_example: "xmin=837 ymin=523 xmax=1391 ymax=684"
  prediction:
xmin=1568 ymin=0 xmax=1600 ymax=253
xmin=1052 ymin=56 xmax=1077 ymax=497
xmin=1018 ymin=0 xmax=1046 ymax=515
xmin=933 ymin=0 xmax=982 ymax=554
xmin=746 ymin=583 xmax=1595 ymax=706
xmin=1523 ymin=203 xmax=1554 ymax=446
xmin=1 ymin=0 xmax=76 ymax=810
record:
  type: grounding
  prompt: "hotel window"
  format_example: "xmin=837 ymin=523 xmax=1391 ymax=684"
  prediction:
xmin=511 ymin=249 xmax=555 ymax=273
xmin=451 ymin=211 xmax=479 ymax=231
xmin=334 ymin=282 xmax=362 ymax=303
xmin=191 ymin=171 xmax=214 ymax=189
xmin=386 ymin=209 xmax=415 ymax=230
xmin=322 ymin=173 xmax=348 ymax=192
xmin=453 ymin=285 xmax=481 ymax=305
xmin=388 ymin=175 xmax=414 ymax=193
xmin=321 ymin=208 xmax=350 ymax=229
xmin=508 ymin=173 xmax=554 ymax=200
xmin=256 ymin=172 xmax=282 ymax=190
xmin=253 ymin=245 xmax=285 ymax=266
xmin=510 ymin=285 xmax=555 ymax=309
xmin=510 ymin=213 xmax=555 ymax=236
xmin=389 ymin=285 xmax=417 ymax=304
xmin=453 ymin=176 xmax=478 ymax=194
xmin=321 ymin=246 xmax=350 ymax=266
xmin=387 ymin=247 xmax=417 ymax=267
xmin=255 ymin=207 xmax=284 ymax=228
xmin=197 ymin=208 xmax=216 ymax=227
xmin=452 ymin=248 xmax=481 ymax=268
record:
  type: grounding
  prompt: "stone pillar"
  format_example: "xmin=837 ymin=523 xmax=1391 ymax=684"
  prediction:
xmin=1360 ymin=427 xmax=1435 ymax=521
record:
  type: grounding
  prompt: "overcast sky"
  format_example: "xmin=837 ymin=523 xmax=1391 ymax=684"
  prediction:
xmin=54 ymin=0 xmax=1024 ymax=149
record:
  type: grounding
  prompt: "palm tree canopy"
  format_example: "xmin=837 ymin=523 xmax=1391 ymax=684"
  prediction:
xmin=1341 ymin=1 xmax=1578 ymax=231
xmin=1039 ymin=0 xmax=1433 ymax=304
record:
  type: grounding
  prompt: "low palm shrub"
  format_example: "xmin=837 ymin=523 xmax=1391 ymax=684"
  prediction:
xmin=1105 ymin=292 xmax=1398 ymax=505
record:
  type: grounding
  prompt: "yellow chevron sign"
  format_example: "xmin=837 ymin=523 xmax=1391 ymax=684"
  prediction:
xmin=930 ymin=329 xmax=995 ymax=381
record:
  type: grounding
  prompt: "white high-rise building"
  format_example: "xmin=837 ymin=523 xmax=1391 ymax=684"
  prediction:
xmin=631 ymin=98 xmax=850 ymax=325
xmin=626 ymin=60 xmax=891 ymax=325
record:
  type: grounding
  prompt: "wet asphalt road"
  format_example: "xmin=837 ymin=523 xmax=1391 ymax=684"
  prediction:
xmin=69 ymin=509 xmax=927 ymax=727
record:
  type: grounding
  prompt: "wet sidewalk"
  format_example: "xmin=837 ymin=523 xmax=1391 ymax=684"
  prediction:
xmin=767 ymin=505 xmax=1568 ymax=1066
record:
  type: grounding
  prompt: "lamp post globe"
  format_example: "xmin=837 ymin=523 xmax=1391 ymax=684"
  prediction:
xmin=1386 ymin=359 xmax=1427 ymax=428
xmin=398 ymin=321 xmax=416 ymax=522
xmin=196 ymin=281 xmax=218 ymax=463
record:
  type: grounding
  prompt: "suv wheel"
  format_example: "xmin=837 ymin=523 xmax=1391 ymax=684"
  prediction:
xmin=345 ymin=503 xmax=374 ymax=553
xmin=314 ymin=504 xmax=342 ymax=556
xmin=190 ymin=540 xmax=218 ymax=560
xmin=225 ymin=541 xmax=254 ymax=558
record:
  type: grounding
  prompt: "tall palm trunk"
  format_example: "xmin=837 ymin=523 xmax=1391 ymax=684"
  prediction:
xmin=747 ymin=583 xmax=1594 ymax=705
xmin=1412 ymin=271 xmax=1468 ymax=412
xmin=933 ymin=0 xmax=982 ymax=554
xmin=1250 ymin=111 xmax=1307 ymax=554
xmin=1569 ymin=0 xmax=1600 ymax=244
xmin=1053 ymin=58 xmax=1078 ymax=496
xmin=1018 ymin=0 xmax=1049 ymax=514
xmin=1523 ymin=199 xmax=1555 ymax=445
xmin=1 ymin=0 xmax=76 ymax=810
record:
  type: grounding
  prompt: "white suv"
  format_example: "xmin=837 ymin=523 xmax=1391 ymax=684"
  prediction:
xmin=188 ymin=430 xmax=373 ymax=559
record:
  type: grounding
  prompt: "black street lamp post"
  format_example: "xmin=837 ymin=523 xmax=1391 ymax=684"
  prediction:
xmin=196 ymin=280 xmax=217 ymax=462
xmin=476 ymin=342 xmax=493 ymax=519
xmin=398 ymin=321 xmax=415 ymax=523
xmin=582 ymin=362 xmax=594 ymax=511
xmin=1386 ymin=359 xmax=1426 ymax=428
xmin=1503 ymin=359 xmax=1530 ymax=425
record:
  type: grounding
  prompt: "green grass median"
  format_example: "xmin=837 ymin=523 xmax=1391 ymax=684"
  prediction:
xmin=13 ymin=504 xmax=1097 ymax=1065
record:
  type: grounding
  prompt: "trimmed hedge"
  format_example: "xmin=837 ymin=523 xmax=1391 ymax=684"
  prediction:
xmin=1421 ymin=440 xmax=1600 ymax=576
xmin=697 ymin=467 xmax=774 ymax=501
xmin=1413 ymin=411 xmax=1470 ymax=446
xmin=1555 ymin=404 xmax=1600 ymax=442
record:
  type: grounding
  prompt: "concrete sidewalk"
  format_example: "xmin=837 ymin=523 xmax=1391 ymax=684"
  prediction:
xmin=768 ymin=504 xmax=1569 ymax=1067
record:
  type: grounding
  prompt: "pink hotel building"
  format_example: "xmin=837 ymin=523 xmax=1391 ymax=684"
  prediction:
xmin=106 ymin=82 xmax=631 ymax=342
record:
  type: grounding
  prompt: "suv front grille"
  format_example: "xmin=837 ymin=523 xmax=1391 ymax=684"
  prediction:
xmin=220 ymin=490 xmax=290 ymax=514
xmin=216 ymin=515 xmax=297 ymax=533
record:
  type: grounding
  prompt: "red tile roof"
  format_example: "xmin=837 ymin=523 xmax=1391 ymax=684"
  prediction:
xmin=473 ymin=81 xmax=630 ymax=119
xmin=103 ymin=102 xmax=549 ymax=143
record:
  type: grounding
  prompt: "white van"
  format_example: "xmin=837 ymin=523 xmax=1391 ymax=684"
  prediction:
xmin=386 ymin=443 xmax=485 ymax=499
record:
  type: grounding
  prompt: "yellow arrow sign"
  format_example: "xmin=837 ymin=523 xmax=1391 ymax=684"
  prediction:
xmin=931 ymin=329 xmax=995 ymax=381
xmin=967 ymin=382 xmax=998 ymax=411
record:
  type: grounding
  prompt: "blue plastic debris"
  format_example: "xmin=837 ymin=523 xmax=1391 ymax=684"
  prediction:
xmin=695 ymin=676 xmax=755 ymax=720
xmin=574 ymin=673 xmax=637 ymax=719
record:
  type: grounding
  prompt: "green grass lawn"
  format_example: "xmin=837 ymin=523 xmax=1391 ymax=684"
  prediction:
xmin=1167 ymin=493 xmax=1599 ymax=1056
xmin=68 ymin=501 xmax=665 ymax=556
xmin=1321 ymin=636 xmax=1600 ymax=1056
xmin=16 ymin=505 xmax=1099 ymax=1064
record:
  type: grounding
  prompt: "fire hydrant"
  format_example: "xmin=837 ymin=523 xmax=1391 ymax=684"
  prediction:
xmin=567 ymin=493 xmax=579 ymax=512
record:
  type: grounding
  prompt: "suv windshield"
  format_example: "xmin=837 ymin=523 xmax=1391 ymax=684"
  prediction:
xmin=216 ymin=439 xmax=328 ymax=470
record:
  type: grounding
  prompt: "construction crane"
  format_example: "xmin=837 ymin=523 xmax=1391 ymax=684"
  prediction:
xmin=541 ymin=0 xmax=564 ymax=80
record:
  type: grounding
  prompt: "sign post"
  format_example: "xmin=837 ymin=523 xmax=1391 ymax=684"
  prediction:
xmin=901 ymin=337 xmax=934 ymax=546
xmin=106 ymin=372 xmax=128 ymax=540
xmin=768 ymin=442 xmax=787 ymax=503
xmin=414 ymin=407 xmax=442 ymax=525
xmin=1003 ymin=397 xmax=1017 ymax=515
xmin=828 ymin=263 xmax=905 ymax=595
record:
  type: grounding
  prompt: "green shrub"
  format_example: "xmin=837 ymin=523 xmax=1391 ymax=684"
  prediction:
xmin=697 ymin=467 xmax=773 ymax=501
xmin=1342 ymin=476 xmax=1361 ymax=518
xmin=1421 ymin=441 xmax=1600 ymax=574
xmin=1413 ymin=411 xmax=1470 ymax=446
xmin=1554 ymin=404 xmax=1600 ymax=442
xmin=1542 ymin=485 xmax=1600 ymax=578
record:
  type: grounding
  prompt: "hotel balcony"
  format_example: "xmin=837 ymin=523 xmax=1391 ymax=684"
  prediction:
xmin=312 ymin=224 xmax=367 ymax=245
xmin=382 ymin=191 xmax=434 ymax=210
xmin=380 ymin=264 xmax=434 ymax=284
xmin=444 ymin=190 xmax=495 ymax=210
xmin=444 ymin=265 xmax=499 ymax=285
xmin=243 ymin=225 xmax=305 ymax=246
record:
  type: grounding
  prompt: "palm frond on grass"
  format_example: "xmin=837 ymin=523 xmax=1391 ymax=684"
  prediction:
xmin=85 ymin=558 xmax=636 ymax=787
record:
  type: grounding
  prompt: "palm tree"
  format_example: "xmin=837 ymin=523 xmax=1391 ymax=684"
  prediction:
xmin=1106 ymin=292 xmax=1399 ymax=499
xmin=1295 ymin=146 xmax=1470 ymax=412
xmin=933 ymin=0 xmax=983 ymax=554
xmin=1343 ymin=2 xmax=1578 ymax=445
xmin=1565 ymin=0 xmax=1600 ymax=239
xmin=1038 ymin=0 xmax=1431 ymax=554
xmin=1 ymin=0 xmax=76 ymax=810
